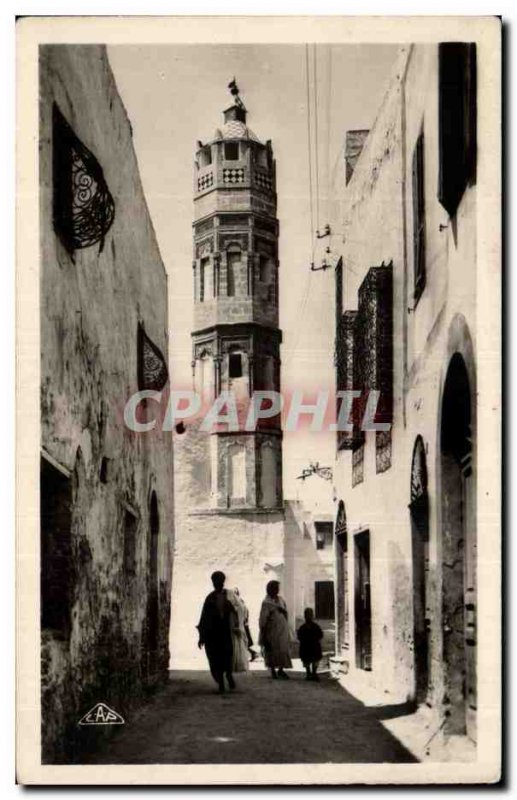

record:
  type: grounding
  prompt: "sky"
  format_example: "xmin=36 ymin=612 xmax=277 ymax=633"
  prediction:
xmin=108 ymin=43 xmax=398 ymax=505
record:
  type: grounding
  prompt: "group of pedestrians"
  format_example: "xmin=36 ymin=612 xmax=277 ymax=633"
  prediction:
xmin=197 ymin=571 xmax=323 ymax=693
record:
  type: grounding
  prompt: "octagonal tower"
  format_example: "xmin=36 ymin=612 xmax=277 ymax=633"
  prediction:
xmin=191 ymin=94 xmax=283 ymax=510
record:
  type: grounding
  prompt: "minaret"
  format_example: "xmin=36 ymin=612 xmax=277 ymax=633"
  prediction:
xmin=191 ymin=84 xmax=283 ymax=510
xmin=170 ymin=84 xmax=286 ymax=668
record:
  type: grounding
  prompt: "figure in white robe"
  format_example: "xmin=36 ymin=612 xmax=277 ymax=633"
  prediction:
xmin=226 ymin=588 xmax=250 ymax=673
xmin=258 ymin=580 xmax=292 ymax=678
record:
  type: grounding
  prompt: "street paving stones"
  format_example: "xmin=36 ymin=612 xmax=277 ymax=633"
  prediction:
xmin=87 ymin=669 xmax=419 ymax=764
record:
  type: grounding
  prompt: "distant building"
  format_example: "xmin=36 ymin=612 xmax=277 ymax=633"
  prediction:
xmin=40 ymin=45 xmax=174 ymax=762
xmin=284 ymin=501 xmax=335 ymax=653
xmin=170 ymin=92 xmax=286 ymax=664
xmin=331 ymin=44 xmax=478 ymax=751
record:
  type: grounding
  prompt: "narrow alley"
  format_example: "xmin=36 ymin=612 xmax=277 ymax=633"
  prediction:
xmin=87 ymin=669 xmax=417 ymax=765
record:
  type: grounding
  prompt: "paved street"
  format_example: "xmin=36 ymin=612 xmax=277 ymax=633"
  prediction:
xmin=87 ymin=669 xmax=418 ymax=764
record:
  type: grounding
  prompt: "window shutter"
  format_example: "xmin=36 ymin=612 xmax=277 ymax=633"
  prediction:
xmin=335 ymin=310 xmax=360 ymax=450
xmin=438 ymin=43 xmax=477 ymax=217
xmin=412 ymin=132 xmax=426 ymax=301
xmin=356 ymin=264 xmax=393 ymax=428
xmin=335 ymin=256 xmax=343 ymax=333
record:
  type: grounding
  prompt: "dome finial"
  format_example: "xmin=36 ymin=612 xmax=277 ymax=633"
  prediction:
xmin=227 ymin=77 xmax=246 ymax=112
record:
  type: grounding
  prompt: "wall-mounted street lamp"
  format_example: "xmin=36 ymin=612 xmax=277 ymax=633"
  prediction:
xmin=316 ymin=224 xmax=331 ymax=239
xmin=296 ymin=462 xmax=333 ymax=481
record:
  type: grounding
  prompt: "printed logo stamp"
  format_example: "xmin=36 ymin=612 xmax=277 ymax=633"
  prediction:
xmin=78 ymin=703 xmax=125 ymax=726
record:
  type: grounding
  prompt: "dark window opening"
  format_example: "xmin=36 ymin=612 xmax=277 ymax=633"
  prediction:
xmin=259 ymin=255 xmax=269 ymax=282
xmin=41 ymin=457 xmax=73 ymax=636
xmin=99 ymin=456 xmax=109 ymax=484
xmin=412 ymin=131 xmax=426 ymax=303
xmin=315 ymin=521 xmax=333 ymax=550
xmin=224 ymin=142 xmax=240 ymax=161
xmin=227 ymin=250 xmax=240 ymax=297
xmin=315 ymin=581 xmax=335 ymax=620
xmin=438 ymin=43 xmax=477 ymax=217
xmin=256 ymin=147 xmax=268 ymax=169
xmin=200 ymin=258 xmax=208 ymax=302
xmin=229 ymin=352 xmax=243 ymax=379
xmin=123 ymin=509 xmax=137 ymax=578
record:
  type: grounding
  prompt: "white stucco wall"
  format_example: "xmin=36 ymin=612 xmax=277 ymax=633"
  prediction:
xmin=331 ymin=44 xmax=477 ymax=708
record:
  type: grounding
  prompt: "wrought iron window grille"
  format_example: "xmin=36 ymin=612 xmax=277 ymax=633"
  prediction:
xmin=137 ymin=323 xmax=169 ymax=392
xmin=352 ymin=443 xmax=365 ymax=488
xmin=375 ymin=429 xmax=392 ymax=474
xmin=52 ymin=104 xmax=115 ymax=258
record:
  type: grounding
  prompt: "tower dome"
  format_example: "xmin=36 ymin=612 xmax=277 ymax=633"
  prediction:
xmin=217 ymin=118 xmax=261 ymax=142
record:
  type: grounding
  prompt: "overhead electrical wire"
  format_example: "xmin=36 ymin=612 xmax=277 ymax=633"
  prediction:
xmin=305 ymin=43 xmax=315 ymax=261
xmin=326 ymin=45 xmax=332 ymax=225
xmin=285 ymin=44 xmax=317 ymax=370
xmin=314 ymin=44 xmax=320 ymax=233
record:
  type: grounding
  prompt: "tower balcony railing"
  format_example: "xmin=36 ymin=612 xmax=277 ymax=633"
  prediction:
xmin=196 ymin=165 xmax=214 ymax=194
xmin=222 ymin=165 xmax=247 ymax=186
xmin=195 ymin=161 xmax=275 ymax=196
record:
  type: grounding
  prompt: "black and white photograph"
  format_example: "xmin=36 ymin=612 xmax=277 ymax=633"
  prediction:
xmin=15 ymin=15 xmax=501 ymax=785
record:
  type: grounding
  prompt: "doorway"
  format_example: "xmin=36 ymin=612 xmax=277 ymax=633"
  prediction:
xmin=409 ymin=436 xmax=430 ymax=704
xmin=40 ymin=455 xmax=73 ymax=637
xmin=335 ymin=501 xmax=349 ymax=650
xmin=440 ymin=352 xmax=476 ymax=740
xmin=315 ymin=581 xmax=335 ymax=620
xmin=145 ymin=491 xmax=160 ymax=681
xmin=354 ymin=530 xmax=372 ymax=671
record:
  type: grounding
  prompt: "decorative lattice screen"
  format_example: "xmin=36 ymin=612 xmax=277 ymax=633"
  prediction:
xmin=52 ymin=104 xmax=115 ymax=256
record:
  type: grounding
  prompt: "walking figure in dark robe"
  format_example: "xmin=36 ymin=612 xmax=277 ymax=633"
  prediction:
xmin=197 ymin=571 xmax=237 ymax=693
xmin=297 ymin=607 xmax=323 ymax=681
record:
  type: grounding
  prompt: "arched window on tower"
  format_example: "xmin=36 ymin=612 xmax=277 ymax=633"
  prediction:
xmin=259 ymin=255 xmax=270 ymax=283
xmin=260 ymin=442 xmax=277 ymax=508
xmin=258 ymin=255 xmax=276 ymax=305
xmin=199 ymin=146 xmax=212 ymax=167
xmin=227 ymin=443 xmax=246 ymax=506
xmin=199 ymin=257 xmax=213 ymax=302
xmin=256 ymin=147 xmax=268 ymax=169
xmin=197 ymin=349 xmax=214 ymax=403
xmin=227 ymin=347 xmax=248 ymax=401
xmin=227 ymin=247 xmax=241 ymax=297
xmin=224 ymin=141 xmax=240 ymax=161
xmin=263 ymin=355 xmax=275 ymax=391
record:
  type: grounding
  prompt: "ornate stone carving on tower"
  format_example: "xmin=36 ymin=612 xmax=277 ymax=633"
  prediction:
xmin=191 ymin=85 xmax=283 ymax=510
xmin=169 ymin=84 xmax=286 ymax=667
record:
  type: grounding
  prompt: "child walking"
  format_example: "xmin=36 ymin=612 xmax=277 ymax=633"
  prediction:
xmin=297 ymin=607 xmax=323 ymax=681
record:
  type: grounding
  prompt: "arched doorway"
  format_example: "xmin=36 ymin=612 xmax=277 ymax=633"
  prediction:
xmin=145 ymin=491 xmax=160 ymax=680
xmin=334 ymin=501 xmax=349 ymax=652
xmin=440 ymin=352 xmax=476 ymax=739
xmin=409 ymin=436 xmax=430 ymax=704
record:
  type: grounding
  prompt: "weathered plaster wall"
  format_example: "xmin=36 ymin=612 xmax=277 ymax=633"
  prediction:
xmin=333 ymin=47 xmax=414 ymax=702
xmin=331 ymin=43 xmax=477 ymax=720
xmin=40 ymin=45 xmax=174 ymax=762
xmin=403 ymin=44 xmax=477 ymax=717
